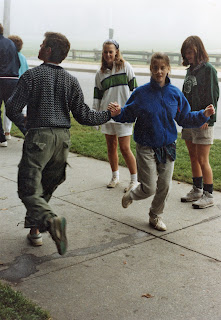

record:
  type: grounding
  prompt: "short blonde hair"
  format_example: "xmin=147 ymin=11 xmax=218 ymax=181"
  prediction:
xmin=8 ymin=35 xmax=23 ymax=52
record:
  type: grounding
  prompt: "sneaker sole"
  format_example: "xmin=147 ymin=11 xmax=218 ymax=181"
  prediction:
xmin=181 ymin=197 xmax=202 ymax=202
xmin=122 ymin=199 xmax=132 ymax=208
xmin=107 ymin=182 xmax=119 ymax=188
xmin=149 ymin=221 xmax=167 ymax=231
xmin=192 ymin=203 xmax=214 ymax=209
xmin=50 ymin=217 xmax=67 ymax=255
xmin=122 ymin=193 xmax=133 ymax=208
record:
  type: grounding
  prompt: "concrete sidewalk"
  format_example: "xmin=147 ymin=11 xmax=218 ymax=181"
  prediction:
xmin=0 ymin=137 xmax=221 ymax=320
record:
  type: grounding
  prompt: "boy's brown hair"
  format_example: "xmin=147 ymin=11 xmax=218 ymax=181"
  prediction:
xmin=181 ymin=36 xmax=209 ymax=66
xmin=44 ymin=32 xmax=70 ymax=64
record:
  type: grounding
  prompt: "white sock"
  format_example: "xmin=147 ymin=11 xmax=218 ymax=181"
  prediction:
xmin=112 ymin=170 xmax=119 ymax=180
xmin=130 ymin=173 xmax=137 ymax=182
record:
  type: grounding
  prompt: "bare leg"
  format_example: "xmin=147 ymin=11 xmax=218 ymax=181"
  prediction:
xmin=30 ymin=227 xmax=40 ymax=235
xmin=105 ymin=134 xmax=119 ymax=172
xmin=196 ymin=144 xmax=212 ymax=184
xmin=185 ymin=140 xmax=202 ymax=177
xmin=118 ymin=135 xmax=137 ymax=174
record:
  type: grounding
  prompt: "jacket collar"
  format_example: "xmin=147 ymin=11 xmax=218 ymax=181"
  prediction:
xmin=188 ymin=61 xmax=206 ymax=74
xmin=150 ymin=75 xmax=170 ymax=89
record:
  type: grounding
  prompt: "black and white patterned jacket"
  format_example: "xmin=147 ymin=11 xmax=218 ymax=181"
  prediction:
xmin=6 ymin=63 xmax=111 ymax=129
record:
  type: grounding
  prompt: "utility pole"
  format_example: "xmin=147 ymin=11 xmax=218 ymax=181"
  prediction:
xmin=3 ymin=0 xmax=11 ymax=37
xmin=108 ymin=7 xmax=114 ymax=39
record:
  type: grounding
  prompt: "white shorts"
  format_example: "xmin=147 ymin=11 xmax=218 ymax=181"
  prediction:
xmin=101 ymin=122 xmax=133 ymax=137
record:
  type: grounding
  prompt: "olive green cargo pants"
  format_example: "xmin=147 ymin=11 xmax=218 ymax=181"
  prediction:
xmin=18 ymin=128 xmax=70 ymax=232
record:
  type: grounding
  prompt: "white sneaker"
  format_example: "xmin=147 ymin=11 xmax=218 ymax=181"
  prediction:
xmin=122 ymin=190 xmax=133 ymax=208
xmin=124 ymin=181 xmax=138 ymax=193
xmin=5 ymin=134 xmax=11 ymax=140
xmin=149 ymin=216 xmax=167 ymax=231
xmin=181 ymin=186 xmax=203 ymax=202
xmin=192 ymin=191 xmax=214 ymax=209
xmin=107 ymin=177 xmax=119 ymax=188
xmin=27 ymin=232 xmax=43 ymax=246
xmin=0 ymin=141 xmax=7 ymax=147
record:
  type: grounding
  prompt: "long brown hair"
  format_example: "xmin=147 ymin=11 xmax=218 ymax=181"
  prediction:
xmin=101 ymin=40 xmax=125 ymax=73
xmin=181 ymin=36 xmax=209 ymax=66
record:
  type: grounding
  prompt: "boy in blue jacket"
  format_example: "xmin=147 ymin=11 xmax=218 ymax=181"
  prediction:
xmin=108 ymin=52 xmax=215 ymax=231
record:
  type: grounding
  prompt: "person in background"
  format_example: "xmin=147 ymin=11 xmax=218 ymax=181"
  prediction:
xmin=108 ymin=53 xmax=215 ymax=231
xmin=93 ymin=39 xmax=138 ymax=192
xmin=180 ymin=36 xmax=219 ymax=209
xmin=4 ymin=35 xmax=29 ymax=139
xmin=6 ymin=32 xmax=112 ymax=255
xmin=0 ymin=23 xmax=20 ymax=147
xmin=8 ymin=35 xmax=29 ymax=77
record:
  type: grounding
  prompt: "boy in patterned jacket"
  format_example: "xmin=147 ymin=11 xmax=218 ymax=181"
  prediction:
xmin=6 ymin=32 xmax=111 ymax=255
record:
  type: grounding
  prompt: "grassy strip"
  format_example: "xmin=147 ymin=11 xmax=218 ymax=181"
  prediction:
xmin=0 ymin=282 xmax=51 ymax=320
xmin=10 ymin=117 xmax=221 ymax=191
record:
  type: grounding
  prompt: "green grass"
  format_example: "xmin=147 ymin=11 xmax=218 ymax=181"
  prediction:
xmin=10 ymin=117 xmax=221 ymax=191
xmin=0 ymin=282 xmax=51 ymax=320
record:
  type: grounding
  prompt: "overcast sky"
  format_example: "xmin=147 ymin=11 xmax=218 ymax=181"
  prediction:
xmin=0 ymin=0 xmax=221 ymax=52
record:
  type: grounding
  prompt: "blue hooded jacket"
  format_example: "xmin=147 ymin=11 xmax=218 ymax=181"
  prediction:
xmin=113 ymin=76 xmax=209 ymax=148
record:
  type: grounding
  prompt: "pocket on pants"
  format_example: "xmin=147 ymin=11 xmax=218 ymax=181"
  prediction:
xmin=26 ymin=142 xmax=46 ymax=152
xmin=63 ymin=140 xmax=70 ymax=149
xmin=18 ymin=166 xmax=42 ymax=197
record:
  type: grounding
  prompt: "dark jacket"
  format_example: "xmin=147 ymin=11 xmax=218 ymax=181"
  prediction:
xmin=0 ymin=35 xmax=20 ymax=77
xmin=182 ymin=62 xmax=219 ymax=126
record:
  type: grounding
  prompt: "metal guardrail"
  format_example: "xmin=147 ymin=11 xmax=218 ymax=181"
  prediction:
xmin=70 ymin=49 xmax=221 ymax=67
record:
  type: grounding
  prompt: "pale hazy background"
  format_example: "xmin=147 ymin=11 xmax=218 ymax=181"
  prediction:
xmin=0 ymin=0 xmax=221 ymax=53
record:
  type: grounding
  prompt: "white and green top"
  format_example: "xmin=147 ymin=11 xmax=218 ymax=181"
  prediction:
xmin=93 ymin=61 xmax=137 ymax=123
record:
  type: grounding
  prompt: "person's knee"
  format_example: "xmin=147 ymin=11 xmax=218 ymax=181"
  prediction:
xmin=119 ymin=145 xmax=131 ymax=157
xmin=18 ymin=166 xmax=42 ymax=198
xmin=198 ymin=158 xmax=211 ymax=171
xmin=42 ymin=163 xmax=67 ymax=195
xmin=141 ymin=183 xmax=156 ymax=197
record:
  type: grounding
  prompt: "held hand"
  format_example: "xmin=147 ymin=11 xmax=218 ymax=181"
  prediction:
xmin=200 ymin=123 xmax=208 ymax=130
xmin=107 ymin=102 xmax=122 ymax=117
xmin=204 ymin=104 xmax=215 ymax=118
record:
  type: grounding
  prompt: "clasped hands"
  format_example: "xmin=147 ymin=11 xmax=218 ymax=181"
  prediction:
xmin=108 ymin=102 xmax=122 ymax=117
